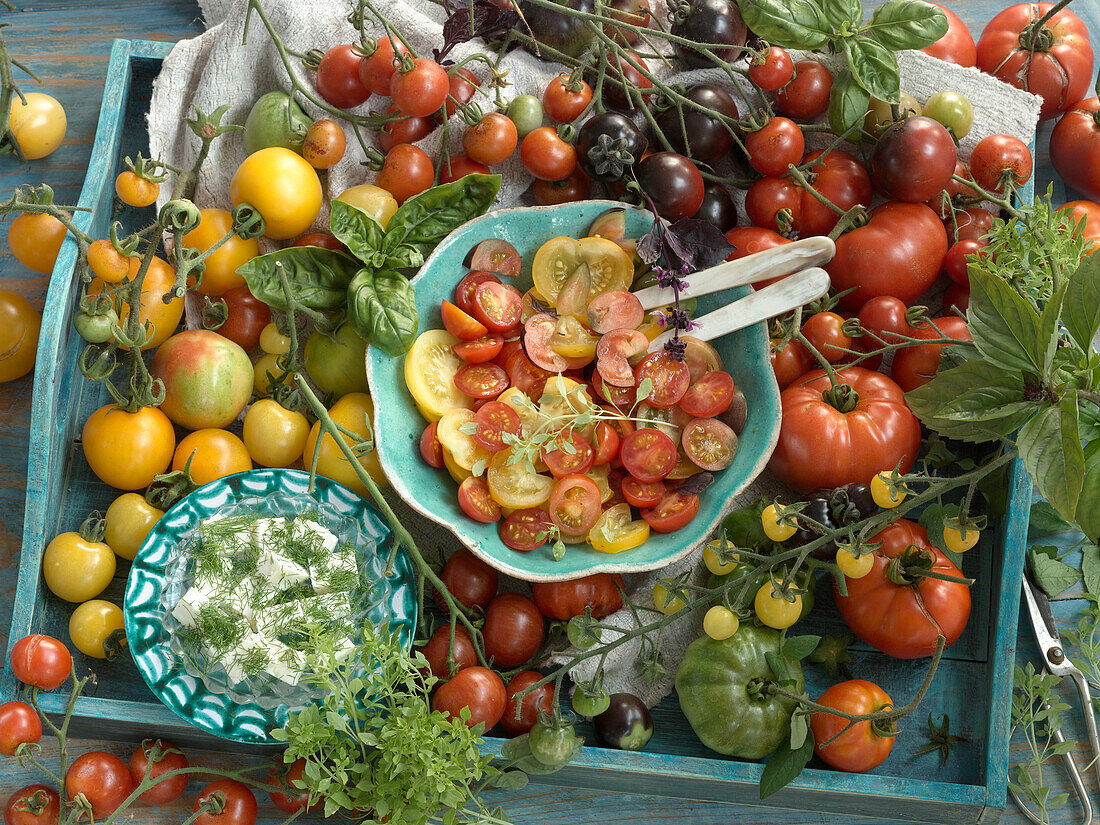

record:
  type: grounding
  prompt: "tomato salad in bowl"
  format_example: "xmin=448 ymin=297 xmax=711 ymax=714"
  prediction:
xmin=366 ymin=201 xmax=782 ymax=583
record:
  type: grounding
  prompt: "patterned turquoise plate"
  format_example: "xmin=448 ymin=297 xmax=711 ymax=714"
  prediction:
xmin=124 ymin=469 xmax=416 ymax=745
xmin=366 ymin=200 xmax=782 ymax=583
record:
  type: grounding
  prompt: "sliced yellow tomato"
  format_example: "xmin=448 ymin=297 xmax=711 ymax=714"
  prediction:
xmin=520 ymin=286 xmax=550 ymax=323
xmin=437 ymin=409 xmax=492 ymax=481
xmin=588 ymin=503 xmax=650 ymax=553
xmin=532 ymin=236 xmax=633 ymax=304
xmin=550 ymin=315 xmax=599 ymax=360
xmin=498 ymin=385 xmax=547 ymax=437
xmin=585 ymin=462 xmax=613 ymax=504
xmin=404 ymin=329 xmax=473 ymax=422
xmin=486 ymin=447 xmax=554 ymax=509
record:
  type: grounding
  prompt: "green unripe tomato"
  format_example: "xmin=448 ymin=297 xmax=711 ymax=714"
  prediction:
xmin=304 ymin=323 xmax=369 ymax=399
xmin=922 ymin=91 xmax=974 ymax=139
xmin=507 ymin=95 xmax=544 ymax=138
xmin=73 ymin=307 xmax=119 ymax=344
xmin=243 ymin=91 xmax=313 ymax=155
xmin=571 ymin=686 xmax=611 ymax=717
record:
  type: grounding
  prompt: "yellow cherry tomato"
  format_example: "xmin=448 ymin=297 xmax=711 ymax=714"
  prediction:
xmin=0 ymin=290 xmax=41 ymax=383
xmin=82 ymin=404 xmax=175 ymax=490
xmin=86 ymin=239 xmax=139 ymax=284
xmin=243 ymin=399 xmax=310 ymax=468
xmin=703 ymin=605 xmax=740 ymax=640
xmin=485 ymin=446 xmax=553 ymax=509
xmin=85 ymin=256 xmax=184 ymax=350
xmin=114 ymin=171 xmax=159 ymax=208
xmin=943 ymin=523 xmax=980 ymax=553
xmin=172 ymin=429 xmax=252 ymax=486
xmin=252 ymin=352 xmax=294 ymax=397
xmin=42 ymin=532 xmax=116 ymax=603
xmin=69 ymin=600 xmax=126 ymax=659
xmin=230 ymin=147 xmax=322 ymax=240
xmin=403 ymin=329 xmax=473 ymax=422
xmin=304 ymin=392 xmax=388 ymax=492
xmin=704 ymin=539 xmax=739 ymax=575
xmin=181 ymin=208 xmax=259 ymax=295
xmin=259 ymin=322 xmax=291 ymax=354
xmin=871 ymin=472 xmax=907 ymax=508
xmin=754 ymin=580 xmax=803 ymax=630
xmin=8 ymin=92 xmax=66 ymax=160
xmin=7 ymin=211 xmax=66 ymax=274
xmin=587 ymin=503 xmax=651 ymax=554
xmin=532 ymin=235 xmax=633 ymax=304
xmin=336 ymin=184 xmax=398 ymax=230
xmin=104 ymin=493 xmax=164 ymax=561
xmin=653 ymin=581 xmax=689 ymax=615
xmin=835 ymin=545 xmax=874 ymax=579
xmin=761 ymin=503 xmax=797 ymax=541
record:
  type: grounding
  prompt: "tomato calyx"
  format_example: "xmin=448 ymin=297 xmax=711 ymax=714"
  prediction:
xmin=1018 ymin=17 xmax=1056 ymax=53
xmin=14 ymin=789 xmax=55 ymax=816
xmin=869 ymin=712 xmax=899 ymax=740
xmin=885 ymin=545 xmax=975 ymax=588
xmin=745 ymin=676 xmax=776 ymax=702
xmin=77 ymin=512 xmax=108 ymax=544
xmin=821 ymin=382 xmax=859 ymax=413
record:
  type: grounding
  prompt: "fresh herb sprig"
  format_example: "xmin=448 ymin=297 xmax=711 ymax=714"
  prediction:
xmin=1010 ymin=663 xmax=1078 ymax=823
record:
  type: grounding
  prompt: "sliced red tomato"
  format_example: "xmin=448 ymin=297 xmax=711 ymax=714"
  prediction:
xmin=542 ymin=429 xmax=595 ymax=477
xmin=587 ymin=289 xmax=645 ymax=335
xmin=455 ymin=271 xmax=501 ymax=315
xmin=472 ymin=401 xmax=522 ymax=452
xmin=501 ymin=507 xmax=552 ymax=551
xmin=621 ymin=476 xmax=666 ymax=508
xmin=525 ymin=313 xmax=569 ymax=372
xmin=454 ymin=363 xmax=509 ymax=399
xmin=420 ymin=421 xmax=444 ymax=468
xmin=634 ymin=351 xmax=690 ymax=408
xmin=593 ymin=421 xmax=620 ymax=465
xmin=459 ymin=476 xmax=503 ymax=523
xmin=473 ymin=281 xmax=523 ymax=333
xmin=682 ymin=418 xmax=737 ymax=471
xmin=678 ymin=371 xmax=735 ymax=417
xmin=596 ymin=328 xmax=649 ymax=387
xmin=620 ymin=428 xmax=677 ymax=482
xmin=455 ymin=333 xmax=504 ymax=363
xmin=641 ymin=491 xmax=700 ymax=533
xmin=493 ymin=336 xmax=523 ymax=369
xmin=442 ymin=300 xmax=489 ymax=341
xmin=508 ymin=352 xmax=553 ymax=400
xmin=547 ymin=474 xmax=603 ymax=537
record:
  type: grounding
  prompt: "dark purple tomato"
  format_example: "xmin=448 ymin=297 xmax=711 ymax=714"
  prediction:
xmin=671 ymin=0 xmax=748 ymax=68
xmin=870 ymin=116 xmax=958 ymax=203
xmin=655 ymin=84 xmax=739 ymax=164
xmin=576 ymin=111 xmax=648 ymax=182
xmin=691 ymin=182 xmax=738 ymax=232
xmin=520 ymin=0 xmax=597 ymax=59
xmin=636 ymin=152 xmax=704 ymax=221
xmin=593 ymin=693 xmax=653 ymax=750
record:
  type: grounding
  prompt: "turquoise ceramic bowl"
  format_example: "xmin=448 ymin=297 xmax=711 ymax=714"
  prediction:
xmin=124 ymin=469 xmax=417 ymax=744
xmin=366 ymin=200 xmax=781 ymax=582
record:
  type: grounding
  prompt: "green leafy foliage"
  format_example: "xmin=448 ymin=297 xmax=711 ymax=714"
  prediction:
xmin=759 ymin=731 xmax=815 ymax=799
xmin=1017 ymin=396 xmax=1084 ymax=527
xmin=827 ymin=69 xmax=872 ymax=135
xmin=1062 ymin=252 xmax=1100 ymax=353
xmin=843 ymin=35 xmax=900 ymax=102
xmin=330 ymin=199 xmax=386 ymax=263
xmin=1009 ymin=663 xmax=1076 ymax=822
xmin=864 ymin=0 xmax=949 ymax=49
xmin=238 ymin=247 xmax=361 ymax=311
xmin=1028 ymin=501 xmax=1078 ymax=539
xmin=1028 ymin=546 xmax=1081 ymax=598
xmin=735 ymin=0 xmax=831 ymax=50
xmin=383 ymin=174 xmax=502 ymax=261
xmin=273 ymin=625 xmax=507 ymax=825
xmin=348 ymin=268 xmax=419 ymax=358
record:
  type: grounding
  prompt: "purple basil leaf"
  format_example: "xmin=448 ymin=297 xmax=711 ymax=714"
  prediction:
xmin=675 ymin=472 xmax=714 ymax=496
xmin=636 ymin=226 xmax=662 ymax=265
xmin=662 ymin=224 xmax=696 ymax=265
xmin=667 ymin=218 xmax=736 ymax=270
xmin=437 ymin=0 xmax=519 ymax=60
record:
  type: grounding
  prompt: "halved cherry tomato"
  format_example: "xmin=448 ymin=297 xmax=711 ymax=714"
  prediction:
xmin=634 ymin=351 xmax=690 ymax=408
xmin=473 ymin=281 xmax=523 ymax=332
xmin=454 ymin=333 xmax=504 ymax=363
xmin=509 ymin=352 xmax=553 ymax=400
xmin=500 ymin=507 xmax=552 ymax=551
xmin=681 ymin=418 xmax=737 ymax=471
xmin=442 ymin=300 xmax=489 ymax=341
xmin=620 ymin=428 xmax=677 ymax=482
xmin=473 ymin=401 xmax=523 ymax=452
xmin=587 ymin=289 xmax=644 ymax=334
xmin=525 ymin=313 xmax=569 ymax=372
xmin=621 ymin=476 xmax=665 ymax=508
xmin=420 ymin=421 xmax=445 ymax=468
xmin=596 ymin=328 xmax=649 ymax=387
xmin=455 ymin=270 xmax=501 ymax=315
xmin=593 ymin=421 xmax=620 ymax=465
xmin=459 ymin=476 xmax=503 ymax=523
xmin=454 ymin=363 xmax=509 ymax=399
xmin=542 ymin=429 xmax=595 ymax=477
xmin=588 ymin=503 xmax=650 ymax=552
xmin=678 ymin=371 xmax=734 ymax=417
xmin=641 ymin=491 xmax=700 ymax=533
xmin=548 ymin=475 xmax=603 ymax=537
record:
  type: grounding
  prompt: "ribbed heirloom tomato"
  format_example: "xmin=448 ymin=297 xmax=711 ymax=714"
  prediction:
xmin=921 ymin=2 xmax=977 ymax=66
xmin=769 ymin=367 xmax=921 ymax=494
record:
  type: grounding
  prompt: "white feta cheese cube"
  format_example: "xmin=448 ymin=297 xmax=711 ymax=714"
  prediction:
xmin=222 ymin=632 xmax=271 ymax=684
xmin=199 ymin=514 xmax=253 ymax=558
xmin=333 ymin=636 xmax=360 ymax=663
xmin=250 ymin=517 xmax=288 ymax=551
xmin=256 ymin=550 xmax=311 ymax=591
xmin=266 ymin=641 xmax=306 ymax=683
xmin=170 ymin=582 xmax=217 ymax=627
xmin=310 ymin=551 xmax=360 ymax=595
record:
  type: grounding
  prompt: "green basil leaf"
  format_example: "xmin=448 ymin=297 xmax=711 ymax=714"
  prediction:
xmin=736 ymin=0 xmax=831 ymax=50
xmin=760 ymin=729 xmax=815 ymax=799
xmin=348 ymin=268 xmax=419 ymax=357
xmin=1028 ymin=501 xmax=1078 ymax=538
xmin=864 ymin=0 xmax=949 ymax=50
xmin=238 ymin=247 xmax=361 ymax=311
xmin=1037 ymin=282 xmax=1067 ymax=379
xmin=789 ymin=709 xmax=808 ymax=750
xmin=487 ymin=770 xmax=530 ymax=791
xmin=918 ymin=501 xmax=947 ymax=551
xmin=781 ymin=634 xmax=820 ymax=662
xmin=905 ymin=360 xmax=1036 ymax=442
xmin=1062 ymin=252 xmax=1100 ymax=353
xmin=1028 ymin=547 xmax=1081 ymax=599
xmin=1081 ymin=542 xmax=1100 ymax=597
xmin=844 ymin=35 xmax=901 ymax=103
xmin=1017 ymin=395 xmax=1084 ymax=527
xmin=383 ymin=174 xmax=501 ymax=261
xmin=827 ymin=68 xmax=872 ymax=136
xmin=967 ymin=268 xmax=1046 ymax=376
xmin=385 ymin=244 xmax=426 ymax=271
xmin=1079 ymin=440 xmax=1100 ymax=544
xmin=330 ymin=199 xmax=385 ymax=262
xmin=820 ymin=0 xmax=862 ymax=29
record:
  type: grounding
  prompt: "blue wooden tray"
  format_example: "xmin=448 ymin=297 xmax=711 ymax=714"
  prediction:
xmin=1 ymin=39 xmax=1031 ymax=825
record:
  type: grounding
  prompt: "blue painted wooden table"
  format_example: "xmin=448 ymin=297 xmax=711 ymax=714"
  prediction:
xmin=0 ymin=2 xmax=1098 ymax=823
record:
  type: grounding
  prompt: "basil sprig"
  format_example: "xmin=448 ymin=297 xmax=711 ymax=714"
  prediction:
xmin=238 ymin=173 xmax=501 ymax=357
xmin=739 ymin=0 xmax=948 ymax=132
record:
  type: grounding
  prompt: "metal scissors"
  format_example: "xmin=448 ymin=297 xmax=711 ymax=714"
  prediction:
xmin=1009 ymin=563 xmax=1100 ymax=825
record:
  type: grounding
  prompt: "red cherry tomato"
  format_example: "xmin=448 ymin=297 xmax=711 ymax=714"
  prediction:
xmin=508 ymin=352 xmax=553 ymax=400
xmin=3 ymin=785 xmax=59 ymax=825
xmin=455 ymin=270 xmax=501 ymax=315
xmin=531 ymin=573 xmax=624 ymax=619
xmin=976 ymin=2 xmax=1094 ymax=120
xmin=454 ymin=333 xmax=504 ymax=364
xmin=454 ymin=362 xmax=509 ymax=399
xmin=532 ymin=166 xmax=592 ymax=206
xmin=472 ymin=400 xmax=522 ymax=452
xmin=857 ymin=296 xmax=911 ymax=345
xmin=358 ymin=37 xmax=409 ymax=96
xmin=541 ymin=429 xmax=595 ymax=477
xmin=65 ymin=752 xmax=134 ymax=819
xmin=458 ymin=476 xmax=503 ymax=523
xmin=520 ymin=127 xmax=579 ymax=181
xmin=128 ymin=740 xmax=188 ymax=806
xmin=745 ymin=117 xmax=804 ymax=177
xmin=266 ymin=759 xmax=314 ymax=815
xmin=432 ymin=666 xmax=507 ymax=729
xmin=641 ymin=491 xmax=700 ymax=533
xmin=890 ymin=315 xmax=972 ymax=392
xmin=801 ymin=311 xmax=853 ymax=363
xmin=811 ymin=680 xmax=896 ymax=773
xmin=379 ymin=105 xmax=434 ymax=152
xmin=678 ymin=370 xmax=735 ymax=418
xmin=769 ymin=367 xmax=921 ymax=493
xmin=419 ymin=421 xmax=444 ymax=468
xmin=464 ymin=112 xmax=519 ymax=166
xmin=442 ymin=299 xmax=489 ymax=341
xmin=444 ymin=68 xmax=480 ymax=119
xmin=619 ymin=428 xmax=677 ymax=482
xmin=316 ymin=44 xmax=371 ymax=109
xmin=193 ymin=780 xmax=257 ymax=825
xmin=775 ymin=60 xmax=832 ymax=119
xmin=1051 ymin=99 xmax=1100 ymax=202
xmin=543 ymin=75 xmax=594 ymax=123
xmin=621 ymin=476 xmax=666 ymax=508
xmin=390 ymin=58 xmax=450 ymax=118
xmin=215 ymin=286 xmax=271 ymax=351
xmin=634 ymin=351 xmax=690 ymax=408
xmin=946 ymin=206 xmax=995 ymax=244
xmin=749 ymin=46 xmax=795 ymax=90
xmin=440 ymin=153 xmax=492 ymax=183
xmin=377 ymin=143 xmax=435 ymax=205
xmin=501 ymin=671 xmax=555 ymax=736
xmin=420 ymin=624 xmax=478 ymax=680
xmin=1058 ymin=199 xmax=1100 ymax=254
xmin=547 ymin=474 xmax=603 ymax=537
xmin=0 ymin=702 xmax=40 ymax=756
xmin=437 ymin=548 xmax=498 ymax=611
xmin=944 ymin=281 xmax=971 ymax=313
xmin=770 ymin=337 xmax=813 ymax=389
xmin=944 ymin=239 xmax=989 ymax=286
xmin=483 ymin=593 xmax=546 ymax=667
xmin=793 ymin=149 xmax=873 ymax=237
xmin=969 ymin=134 xmax=1033 ymax=196
xmin=9 ymin=635 xmax=71 ymax=690
xmin=472 ymin=281 xmax=523 ymax=332
xmin=921 ymin=2 xmax=977 ymax=66
xmin=745 ymin=176 xmax=800 ymax=234
xmin=500 ymin=507 xmax=552 ymax=552
xmin=592 ymin=421 xmax=621 ymax=465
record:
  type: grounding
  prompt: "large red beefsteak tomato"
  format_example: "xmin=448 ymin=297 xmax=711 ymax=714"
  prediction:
xmin=922 ymin=3 xmax=977 ymax=67
xmin=834 ymin=519 xmax=972 ymax=659
xmin=1050 ymin=98 xmax=1100 ymax=202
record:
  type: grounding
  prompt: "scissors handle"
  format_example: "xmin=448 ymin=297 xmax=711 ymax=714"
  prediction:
xmin=1068 ymin=670 xmax=1100 ymax=791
